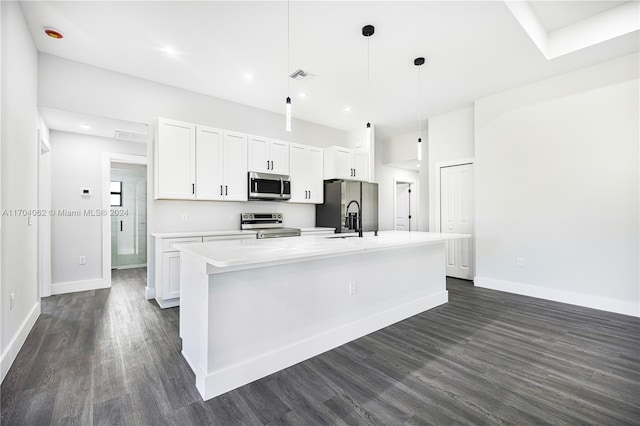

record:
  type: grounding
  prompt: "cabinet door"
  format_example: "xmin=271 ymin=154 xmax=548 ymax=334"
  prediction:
xmin=334 ymin=147 xmax=352 ymax=179
xmin=247 ymin=136 xmax=269 ymax=173
xmin=269 ymin=140 xmax=290 ymax=175
xmin=288 ymin=144 xmax=308 ymax=203
xmin=352 ymin=151 xmax=369 ymax=181
xmin=195 ymin=126 xmax=224 ymax=200
xmin=156 ymin=119 xmax=196 ymax=199
xmin=307 ymin=147 xmax=324 ymax=203
xmin=162 ymin=252 xmax=182 ymax=300
xmin=223 ymin=132 xmax=248 ymax=201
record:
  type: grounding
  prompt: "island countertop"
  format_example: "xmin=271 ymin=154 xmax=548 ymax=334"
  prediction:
xmin=175 ymin=231 xmax=469 ymax=269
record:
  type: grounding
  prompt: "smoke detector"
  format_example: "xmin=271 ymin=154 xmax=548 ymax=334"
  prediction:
xmin=289 ymin=69 xmax=314 ymax=81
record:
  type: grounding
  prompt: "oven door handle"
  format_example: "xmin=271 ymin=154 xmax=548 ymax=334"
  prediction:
xmin=280 ymin=177 xmax=284 ymax=197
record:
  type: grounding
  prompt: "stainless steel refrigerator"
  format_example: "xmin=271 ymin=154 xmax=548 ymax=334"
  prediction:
xmin=316 ymin=180 xmax=378 ymax=234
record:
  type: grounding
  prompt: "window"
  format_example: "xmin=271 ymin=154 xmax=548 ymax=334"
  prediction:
xmin=110 ymin=181 xmax=123 ymax=207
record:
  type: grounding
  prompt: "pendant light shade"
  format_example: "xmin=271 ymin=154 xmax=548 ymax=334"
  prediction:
xmin=285 ymin=96 xmax=292 ymax=132
xmin=415 ymin=57 xmax=426 ymax=162
xmin=363 ymin=25 xmax=375 ymax=147
xmin=285 ymin=1 xmax=292 ymax=131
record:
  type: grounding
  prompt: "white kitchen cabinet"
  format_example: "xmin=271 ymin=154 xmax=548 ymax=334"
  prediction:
xmin=221 ymin=131 xmax=249 ymax=201
xmin=156 ymin=236 xmax=202 ymax=308
xmin=156 ymin=120 xmax=247 ymax=201
xmin=155 ymin=118 xmax=196 ymax=199
xmin=352 ymin=150 xmax=369 ymax=181
xmin=323 ymin=146 xmax=369 ymax=182
xmin=195 ymin=127 xmax=247 ymax=201
xmin=154 ymin=233 xmax=255 ymax=309
xmin=195 ymin=125 xmax=224 ymax=200
xmin=248 ymin=136 xmax=290 ymax=175
xmin=289 ymin=143 xmax=324 ymax=204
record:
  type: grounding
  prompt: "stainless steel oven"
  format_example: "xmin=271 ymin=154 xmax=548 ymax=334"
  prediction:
xmin=248 ymin=172 xmax=291 ymax=201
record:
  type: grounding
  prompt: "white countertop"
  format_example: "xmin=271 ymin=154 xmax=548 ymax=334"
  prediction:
xmin=176 ymin=231 xmax=469 ymax=269
xmin=151 ymin=227 xmax=334 ymax=239
xmin=151 ymin=230 xmax=257 ymax=238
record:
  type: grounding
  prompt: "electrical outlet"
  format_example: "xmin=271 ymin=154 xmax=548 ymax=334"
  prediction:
xmin=10 ymin=293 xmax=15 ymax=310
xmin=181 ymin=213 xmax=188 ymax=222
xmin=516 ymin=257 xmax=524 ymax=267
xmin=349 ymin=282 xmax=357 ymax=295
xmin=79 ymin=255 xmax=87 ymax=265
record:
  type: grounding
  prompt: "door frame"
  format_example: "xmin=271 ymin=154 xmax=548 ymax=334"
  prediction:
xmin=392 ymin=176 xmax=418 ymax=231
xmin=38 ymin=129 xmax=52 ymax=298
xmin=101 ymin=153 xmax=147 ymax=287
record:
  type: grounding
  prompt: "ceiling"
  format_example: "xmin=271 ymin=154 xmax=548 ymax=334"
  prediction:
xmin=20 ymin=1 xmax=639 ymax=141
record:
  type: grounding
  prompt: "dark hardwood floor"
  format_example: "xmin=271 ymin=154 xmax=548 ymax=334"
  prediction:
xmin=1 ymin=268 xmax=639 ymax=425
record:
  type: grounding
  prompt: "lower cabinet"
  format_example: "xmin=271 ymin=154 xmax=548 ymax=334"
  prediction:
xmin=154 ymin=233 xmax=255 ymax=308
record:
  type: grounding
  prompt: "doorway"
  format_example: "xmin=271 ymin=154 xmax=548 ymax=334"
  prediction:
xmin=395 ymin=182 xmax=413 ymax=231
xmin=109 ymin=162 xmax=147 ymax=269
xmin=110 ymin=163 xmax=147 ymax=269
xmin=440 ymin=163 xmax=473 ymax=279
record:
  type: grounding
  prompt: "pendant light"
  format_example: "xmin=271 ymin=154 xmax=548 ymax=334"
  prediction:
xmin=362 ymin=25 xmax=375 ymax=146
xmin=414 ymin=57 xmax=425 ymax=161
xmin=285 ymin=0 xmax=292 ymax=131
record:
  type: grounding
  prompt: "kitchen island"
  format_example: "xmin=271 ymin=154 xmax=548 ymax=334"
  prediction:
xmin=176 ymin=231 xmax=469 ymax=400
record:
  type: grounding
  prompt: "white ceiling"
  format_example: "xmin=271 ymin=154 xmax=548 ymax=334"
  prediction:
xmin=20 ymin=1 xmax=639 ymax=141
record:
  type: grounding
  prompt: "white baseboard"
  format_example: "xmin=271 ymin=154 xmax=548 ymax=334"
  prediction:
xmin=156 ymin=297 xmax=179 ymax=309
xmin=145 ymin=286 xmax=156 ymax=300
xmin=112 ymin=263 xmax=146 ymax=270
xmin=474 ymin=276 xmax=639 ymax=317
xmin=1 ymin=302 xmax=41 ymax=383
xmin=50 ymin=278 xmax=110 ymax=295
xmin=198 ymin=291 xmax=448 ymax=400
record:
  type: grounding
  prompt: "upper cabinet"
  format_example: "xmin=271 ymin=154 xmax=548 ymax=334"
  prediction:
xmin=155 ymin=118 xmax=196 ymax=199
xmin=195 ymin=127 xmax=247 ymax=201
xmin=289 ymin=143 xmax=323 ymax=204
xmin=323 ymin=146 xmax=370 ymax=182
xmin=248 ymin=136 xmax=290 ymax=175
xmin=155 ymin=118 xmax=247 ymax=201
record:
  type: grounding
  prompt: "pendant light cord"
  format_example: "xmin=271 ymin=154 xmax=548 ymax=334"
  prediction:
xmin=287 ymin=0 xmax=290 ymax=94
xmin=418 ymin=65 xmax=421 ymax=138
xmin=367 ymin=33 xmax=371 ymax=123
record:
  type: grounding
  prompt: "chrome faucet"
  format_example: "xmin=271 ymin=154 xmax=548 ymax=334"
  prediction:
xmin=346 ymin=199 xmax=363 ymax=237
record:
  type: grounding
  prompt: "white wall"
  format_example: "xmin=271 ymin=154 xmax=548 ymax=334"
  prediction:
xmin=0 ymin=1 xmax=40 ymax=382
xmin=50 ymin=131 xmax=146 ymax=291
xmin=474 ymin=53 xmax=639 ymax=317
xmin=427 ymin=106 xmax=475 ymax=231
xmin=374 ymin=137 xmax=420 ymax=231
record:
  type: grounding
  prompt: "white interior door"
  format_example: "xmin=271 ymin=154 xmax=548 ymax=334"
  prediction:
xmin=395 ymin=182 xmax=411 ymax=231
xmin=441 ymin=163 xmax=473 ymax=279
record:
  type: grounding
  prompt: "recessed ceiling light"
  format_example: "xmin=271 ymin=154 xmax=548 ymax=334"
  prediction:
xmin=343 ymin=106 xmax=351 ymax=113
xmin=44 ymin=27 xmax=64 ymax=39
xmin=79 ymin=124 xmax=91 ymax=130
xmin=161 ymin=46 xmax=178 ymax=57
xmin=243 ymin=73 xmax=253 ymax=81
xmin=416 ymin=164 xmax=420 ymax=168
xmin=298 ymin=92 xmax=307 ymax=98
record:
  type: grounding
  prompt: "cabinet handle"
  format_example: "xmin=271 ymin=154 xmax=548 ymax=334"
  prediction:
xmin=225 ymin=185 xmax=228 ymax=196
xmin=120 ymin=220 xmax=123 ymax=232
xmin=220 ymin=185 xmax=223 ymax=196
xmin=192 ymin=183 xmax=195 ymax=194
xmin=267 ymin=160 xmax=270 ymax=170
xmin=354 ymin=168 xmax=356 ymax=177
xmin=271 ymin=160 xmax=274 ymax=170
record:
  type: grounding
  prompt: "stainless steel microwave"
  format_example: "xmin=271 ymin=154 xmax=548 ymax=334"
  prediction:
xmin=248 ymin=172 xmax=291 ymax=200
